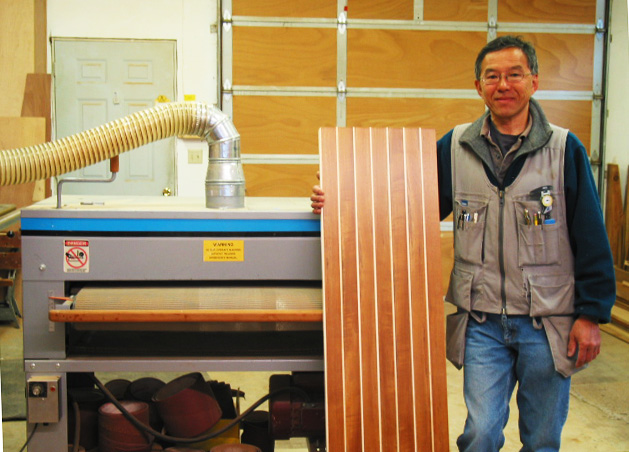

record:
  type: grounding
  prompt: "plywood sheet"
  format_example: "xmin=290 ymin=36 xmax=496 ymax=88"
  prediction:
xmin=348 ymin=0 xmax=413 ymax=20
xmin=233 ymin=0 xmax=336 ymax=18
xmin=0 ymin=117 xmax=46 ymax=208
xmin=347 ymin=97 xmax=485 ymax=141
xmin=21 ymin=73 xmax=52 ymax=140
xmin=234 ymin=96 xmax=336 ymax=155
xmin=0 ymin=0 xmax=36 ymax=117
xmin=496 ymin=33 xmax=594 ymax=92
xmin=499 ymin=0 xmax=596 ymax=24
xmin=243 ymin=163 xmax=320 ymax=197
xmin=424 ymin=0 xmax=488 ymax=22
xmin=537 ymin=99 xmax=592 ymax=154
xmin=320 ymin=127 xmax=448 ymax=451
xmin=348 ymin=30 xmax=487 ymax=89
xmin=233 ymin=27 xmax=336 ymax=87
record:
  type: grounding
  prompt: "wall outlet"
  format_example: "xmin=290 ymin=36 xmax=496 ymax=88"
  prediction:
xmin=188 ymin=149 xmax=203 ymax=164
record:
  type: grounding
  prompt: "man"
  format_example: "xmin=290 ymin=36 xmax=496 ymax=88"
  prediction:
xmin=311 ymin=35 xmax=616 ymax=451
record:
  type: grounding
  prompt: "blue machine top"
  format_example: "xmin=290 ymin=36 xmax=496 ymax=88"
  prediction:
xmin=20 ymin=196 xmax=321 ymax=233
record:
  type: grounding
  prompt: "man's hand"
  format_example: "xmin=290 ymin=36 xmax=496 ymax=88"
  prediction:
xmin=310 ymin=171 xmax=325 ymax=214
xmin=568 ymin=316 xmax=601 ymax=368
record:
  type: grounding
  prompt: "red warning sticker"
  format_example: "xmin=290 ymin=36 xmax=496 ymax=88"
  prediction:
xmin=64 ymin=240 xmax=89 ymax=273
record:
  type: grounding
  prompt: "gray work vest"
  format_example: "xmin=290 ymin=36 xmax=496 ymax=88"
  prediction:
xmin=445 ymin=122 xmax=582 ymax=377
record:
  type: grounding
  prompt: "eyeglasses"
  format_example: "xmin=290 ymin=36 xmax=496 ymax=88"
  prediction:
xmin=481 ymin=72 xmax=532 ymax=85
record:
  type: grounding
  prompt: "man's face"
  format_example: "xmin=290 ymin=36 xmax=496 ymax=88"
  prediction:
xmin=474 ymin=47 xmax=539 ymax=126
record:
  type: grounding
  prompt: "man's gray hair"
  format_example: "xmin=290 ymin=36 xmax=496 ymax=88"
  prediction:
xmin=475 ymin=35 xmax=539 ymax=80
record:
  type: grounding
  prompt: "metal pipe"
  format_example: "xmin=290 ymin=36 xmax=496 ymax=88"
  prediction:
xmin=0 ymin=102 xmax=245 ymax=209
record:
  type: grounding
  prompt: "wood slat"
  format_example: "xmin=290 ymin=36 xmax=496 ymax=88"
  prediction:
xmin=624 ymin=166 xmax=629 ymax=270
xmin=21 ymin=73 xmax=52 ymax=141
xmin=605 ymin=164 xmax=624 ymax=266
xmin=320 ymin=127 xmax=448 ymax=451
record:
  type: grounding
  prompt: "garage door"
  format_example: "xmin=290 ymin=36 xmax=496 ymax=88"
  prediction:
xmin=221 ymin=0 xmax=607 ymax=197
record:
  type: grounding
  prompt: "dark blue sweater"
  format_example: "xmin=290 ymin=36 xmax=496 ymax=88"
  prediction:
xmin=437 ymin=128 xmax=616 ymax=323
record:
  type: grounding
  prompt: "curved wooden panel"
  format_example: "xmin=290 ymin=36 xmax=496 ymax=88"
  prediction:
xmin=499 ymin=0 xmax=596 ymax=24
xmin=233 ymin=0 xmax=336 ymax=18
xmin=424 ymin=0 xmax=488 ymax=22
xmin=234 ymin=96 xmax=336 ymax=155
xmin=348 ymin=30 xmax=488 ymax=89
xmin=243 ymin=163 xmax=319 ymax=197
xmin=500 ymin=33 xmax=594 ymax=91
xmin=347 ymin=98 xmax=486 ymax=140
xmin=320 ymin=127 xmax=448 ymax=451
xmin=233 ymin=27 xmax=337 ymax=87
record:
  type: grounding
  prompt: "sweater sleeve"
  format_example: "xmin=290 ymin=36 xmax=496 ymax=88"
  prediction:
xmin=564 ymin=132 xmax=616 ymax=323
xmin=437 ymin=130 xmax=454 ymax=221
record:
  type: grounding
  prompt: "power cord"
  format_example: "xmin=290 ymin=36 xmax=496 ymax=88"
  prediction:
xmin=18 ymin=423 xmax=38 ymax=452
xmin=90 ymin=373 xmax=309 ymax=444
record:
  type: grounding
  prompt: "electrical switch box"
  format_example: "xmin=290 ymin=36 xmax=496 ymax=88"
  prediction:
xmin=27 ymin=376 xmax=61 ymax=423
xmin=188 ymin=149 xmax=203 ymax=164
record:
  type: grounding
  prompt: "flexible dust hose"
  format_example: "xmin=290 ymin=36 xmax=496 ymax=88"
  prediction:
xmin=0 ymin=102 xmax=245 ymax=208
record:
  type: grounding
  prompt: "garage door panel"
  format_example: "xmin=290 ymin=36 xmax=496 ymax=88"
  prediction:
xmin=424 ymin=0 xmax=488 ymax=22
xmin=347 ymin=98 xmax=486 ymax=140
xmin=234 ymin=96 xmax=336 ymax=155
xmin=233 ymin=27 xmax=337 ymax=87
xmin=349 ymin=0 xmax=413 ymax=20
xmin=233 ymin=0 xmax=336 ymax=18
xmin=243 ymin=163 xmax=319 ymax=197
xmin=348 ymin=30 xmax=488 ymax=89
xmin=499 ymin=0 xmax=596 ymax=24
xmin=538 ymin=99 xmax=592 ymax=154
xmin=499 ymin=33 xmax=594 ymax=91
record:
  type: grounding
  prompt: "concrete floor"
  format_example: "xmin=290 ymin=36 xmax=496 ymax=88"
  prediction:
xmin=2 ymin=310 xmax=629 ymax=452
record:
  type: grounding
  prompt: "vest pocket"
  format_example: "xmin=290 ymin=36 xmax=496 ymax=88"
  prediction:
xmin=445 ymin=266 xmax=474 ymax=311
xmin=446 ymin=310 xmax=469 ymax=369
xmin=515 ymin=200 xmax=561 ymax=266
xmin=453 ymin=199 xmax=487 ymax=265
xmin=527 ymin=273 xmax=575 ymax=317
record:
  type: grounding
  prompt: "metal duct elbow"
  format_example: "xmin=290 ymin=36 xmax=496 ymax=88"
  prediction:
xmin=0 ymin=102 xmax=245 ymax=209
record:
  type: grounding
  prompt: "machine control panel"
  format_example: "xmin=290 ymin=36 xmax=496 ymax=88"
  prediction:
xmin=27 ymin=376 xmax=61 ymax=423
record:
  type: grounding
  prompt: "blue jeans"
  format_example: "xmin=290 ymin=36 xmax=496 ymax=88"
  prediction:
xmin=456 ymin=314 xmax=571 ymax=452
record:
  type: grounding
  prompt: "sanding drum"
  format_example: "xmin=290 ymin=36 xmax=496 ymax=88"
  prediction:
xmin=152 ymin=372 xmax=223 ymax=438
xmin=98 ymin=401 xmax=152 ymax=452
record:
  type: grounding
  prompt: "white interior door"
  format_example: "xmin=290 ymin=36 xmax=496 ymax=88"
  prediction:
xmin=53 ymin=38 xmax=177 ymax=196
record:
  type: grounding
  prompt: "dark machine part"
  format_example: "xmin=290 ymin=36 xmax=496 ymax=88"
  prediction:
xmin=269 ymin=372 xmax=326 ymax=447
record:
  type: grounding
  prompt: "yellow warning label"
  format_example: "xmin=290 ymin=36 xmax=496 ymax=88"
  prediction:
xmin=203 ymin=240 xmax=244 ymax=262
